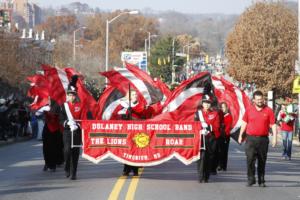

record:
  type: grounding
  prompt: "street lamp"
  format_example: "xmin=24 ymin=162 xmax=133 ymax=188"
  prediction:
xmin=182 ymin=43 xmax=193 ymax=79
xmin=105 ymin=10 xmax=139 ymax=83
xmin=144 ymin=34 xmax=158 ymax=55
xmin=73 ymin=27 xmax=86 ymax=66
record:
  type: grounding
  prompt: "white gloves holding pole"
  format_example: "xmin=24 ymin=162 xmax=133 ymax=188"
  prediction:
xmin=200 ymin=129 xmax=210 ymax=136
xmin=200 ymin=124 xmax=211 ymax=136
xmin=67 ymin=120 xmax=78 ymax=132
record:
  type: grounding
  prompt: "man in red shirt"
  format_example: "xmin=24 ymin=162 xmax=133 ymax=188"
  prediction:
xmin=238 ymin=90 xmax=277 ymax=187
xmin=195 ymin=95 xmax=220 ymax=183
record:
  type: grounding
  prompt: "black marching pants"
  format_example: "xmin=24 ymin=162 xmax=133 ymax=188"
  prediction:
xmin=197 ymin=134 xmax=217 ymax=181
xmin=245 ymin=135 xmax=269 ymax=184
xmin=123 ymin=164 xmax=139 ymax=175
xmin=218 ymin=136 xmax=230 ymax=170
xmin=43 ymin=126 xmax=64 ymax=169
xmin=63 ymin=129 xmax=81 ymax=177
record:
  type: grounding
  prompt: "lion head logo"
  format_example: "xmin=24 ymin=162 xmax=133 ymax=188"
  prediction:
xmin=133 ymin=133 xmax=150 ymax=148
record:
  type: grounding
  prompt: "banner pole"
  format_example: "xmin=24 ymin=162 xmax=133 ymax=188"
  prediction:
xmin=128 ymin=83 xmax=132 ymax=120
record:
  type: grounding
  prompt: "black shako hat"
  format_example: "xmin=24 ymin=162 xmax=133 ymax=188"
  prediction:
xmin=201 ymin=94 xmax=212 ymax=103
xmin=67 ymin=75 xmax=78 ymax=95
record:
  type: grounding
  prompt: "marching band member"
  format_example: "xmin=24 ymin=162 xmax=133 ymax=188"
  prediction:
xmin=60 ymin=77 xmax=85 ymax=180
xmin=218 ymin=102 xmax=233 ymax=171
xmin=42 ymin=98 xmax=64 ymax=172
xmin=113 ymin=89 xmax=145 ymax=176
xmin=195 ymin=95 xmax=220 ymax=183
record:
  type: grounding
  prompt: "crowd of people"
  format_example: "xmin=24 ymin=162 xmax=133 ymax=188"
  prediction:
xmin=0 ymin=97 xmax=31 ymax=141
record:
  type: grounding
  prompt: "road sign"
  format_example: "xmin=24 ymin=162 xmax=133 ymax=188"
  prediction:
xmin=205 ymin=55 xmax=209 ymax=64
xmin=121 ymin=51 xmax=147 ymax=72
xmin=176 ymin=53 xmax=187 ymax=57
xmin=292 ymin=76 xmax=300 ymax=93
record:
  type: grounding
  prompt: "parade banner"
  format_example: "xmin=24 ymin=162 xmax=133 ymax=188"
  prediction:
xmin=82 ymin=120 xmax=201 ymax=166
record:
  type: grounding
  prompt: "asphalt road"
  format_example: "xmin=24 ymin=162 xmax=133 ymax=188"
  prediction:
xmin=0 ymin=138 xmax=300 ymax=200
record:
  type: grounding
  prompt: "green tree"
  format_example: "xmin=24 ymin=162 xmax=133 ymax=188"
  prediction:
xmin=225 ymin=2 xmax=297 ymax=97
xmin=149 ymin=36 xmax=184 ymax=83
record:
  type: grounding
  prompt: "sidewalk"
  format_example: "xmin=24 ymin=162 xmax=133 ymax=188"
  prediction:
xmin=292 ymin=138 xmax=300 ymax=155
xmin=0 ymin=136 xmax=33 ymax=148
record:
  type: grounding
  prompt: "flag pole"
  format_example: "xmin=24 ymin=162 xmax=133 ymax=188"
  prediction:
xmin=128 ymin=83 xmax=132 ymax=120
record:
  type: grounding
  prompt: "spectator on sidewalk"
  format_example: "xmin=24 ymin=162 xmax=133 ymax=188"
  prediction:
xmin=277 ymin=100 xmax=297 ymax=160
xmin=0 ymin=98 xmax=8 ymax=141
xmin=30 ymin=112 xmax=38 ymax=138
xmin=35 ymin=106 xmax=46 ymax=141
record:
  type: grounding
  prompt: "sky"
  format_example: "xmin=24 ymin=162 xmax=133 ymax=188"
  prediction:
xmin=32 ymin=0 xmax=279 ymax=14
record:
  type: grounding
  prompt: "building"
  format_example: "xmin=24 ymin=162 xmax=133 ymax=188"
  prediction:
xmin=0 ymin=9 xmax=12 ymax=27
xmin=32 ymin=3 xmax=41 ymax=26
xmin=2 ymin=0 xmax=42 ymax=28
xmin=0 ymin=1 xmax=13 ymax=28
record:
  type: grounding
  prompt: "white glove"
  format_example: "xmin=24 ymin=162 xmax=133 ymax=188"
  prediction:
xmin=35 ymin=105 xmax=50 ymax=116
xmin=44 ymin=105 xmax=51 ymax=112
xmin=67 ymin=120 xmax=76 ymax=126
xmin=70 ymin=124 xmax=78 ymax=132
xmin=200 ymin=129 xmax=210 ymax=136
xmin=202 ymin=124 xmax=208 ymax=129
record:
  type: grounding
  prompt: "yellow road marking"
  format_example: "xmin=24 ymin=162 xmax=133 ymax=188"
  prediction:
xmin=108 ymin=176 xmax=128 ymax=200
xmin=125 ymin=168 xmax=144 ymax=200
xmin=107 ymin=168 xmax=144 ymax=200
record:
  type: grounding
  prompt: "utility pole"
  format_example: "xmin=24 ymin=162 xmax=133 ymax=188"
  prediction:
xmin=298 ymin=0 xmax=300 ymax=126
xmin=148 ymin=32 xmax=151 ymax=56
xmin=105 ymin=11 xmax=139 ymax=84
xmin=171 ymin=37 xmax=175 ymax=84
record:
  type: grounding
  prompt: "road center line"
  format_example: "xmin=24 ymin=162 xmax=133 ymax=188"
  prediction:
xmin=125 ymin=168 xmax=144 ymax=200
xmin=107 ymin=168 xmax=144 ymax=200
xmin=108 ymin=176 xmax=128 ymax=200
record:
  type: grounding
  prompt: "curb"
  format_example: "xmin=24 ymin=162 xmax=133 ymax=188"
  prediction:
xmin=293 ymin=140 xmax=300 ymax=147
xmin=0 ymin=136 xmax=33 ymax=148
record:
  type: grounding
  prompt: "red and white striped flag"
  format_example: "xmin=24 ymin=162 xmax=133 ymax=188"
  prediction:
xmin=150 ymin=72 xmax=211 ymax=122
xmin=27 ymin=74 xmax=50 ymax=110
xmin=95 ymin=86 xmax=124 ymax=120
xmin=40 ymin=65 xmax=97 ymax=118
xmin=100 ymin=63 xmax=164 ymax=108
xmin=212 ymin=76 xmax=251 ymax=140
